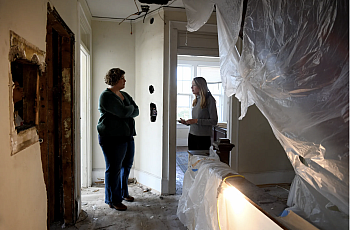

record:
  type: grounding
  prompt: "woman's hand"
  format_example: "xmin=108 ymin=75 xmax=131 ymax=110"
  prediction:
xmin=178 ymin=118 xmax=198 ymax=125
xmin=185 ymin=119 xmax=198 ymax=125
xmin=178 ymin=118 xmax=187 ymax=125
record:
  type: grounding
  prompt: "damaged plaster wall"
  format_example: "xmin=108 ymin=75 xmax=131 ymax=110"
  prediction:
xmin=91 ymin=20 xmax=136 ymax=183
xmin=134 ymin=10 xmax=165 ymax=193
xmin=0 ymin=0 xmax=82 ymax=229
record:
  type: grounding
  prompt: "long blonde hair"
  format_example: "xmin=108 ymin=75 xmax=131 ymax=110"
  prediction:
xmin=192 ymin=77 xmax=211 ymax=109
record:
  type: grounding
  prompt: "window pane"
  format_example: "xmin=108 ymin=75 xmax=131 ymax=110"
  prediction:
xmin=197 ymin=66 xmax=221 ymax=83
xmin=177 ymin=107 xmax=191 ymax=120
xmin=177 ymin=66 xmax=183 ymax=81
xmin=182 ymin=66 xmax=192 ymax=80
xmin=213 ymin=95 xmax=222 ymax=121
xmin=177 ymin=81 xmax=182 ymax=93
xmin=177 ymin=95 xmax=190 ymax=107
xmin=177 ymin=65 xmax=192 ymax=81
xmin=182 ymin=81 xmax=192 ymax=94
xmin=213 ymin=95 xmax=220 ymax=106
xmin=208 ymin=83 xmax=221 ymax=94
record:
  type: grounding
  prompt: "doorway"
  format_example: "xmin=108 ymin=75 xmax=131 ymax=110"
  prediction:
xmin=80 ymin=45 xmax=92 ymax=188
xmin=175 ymin=55 xmax=227 ymax=193
xmin=168 ymin=21 xmax=221 ymax=195
xmin=40 ymin=4 xmax=76 ymax=226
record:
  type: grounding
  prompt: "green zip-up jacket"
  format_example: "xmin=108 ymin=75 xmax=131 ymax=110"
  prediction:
xmin=97 ymin=89 xmax=139 ymax=137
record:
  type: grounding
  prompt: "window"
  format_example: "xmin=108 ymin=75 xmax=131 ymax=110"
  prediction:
xmin=177 ymin=65 xmax=193 ymax=120
xmin=177 ymin=55 xmax=227 ymax=123
xmin=197 ymin=65 xmax=224 ymax=122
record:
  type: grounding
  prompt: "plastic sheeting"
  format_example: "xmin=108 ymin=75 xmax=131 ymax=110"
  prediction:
xmin=181 ymin=0 xmax=349 ymax=229
xmin=177 ymin=147 xmax=239 ymax=230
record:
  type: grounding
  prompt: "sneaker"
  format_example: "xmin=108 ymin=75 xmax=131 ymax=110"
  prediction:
xmin=109 ymin=203 xmax=127 ymax=211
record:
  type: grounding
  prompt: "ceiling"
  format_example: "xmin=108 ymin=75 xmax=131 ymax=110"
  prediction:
xmin=85 ymin=0 xmax=184 ymax=20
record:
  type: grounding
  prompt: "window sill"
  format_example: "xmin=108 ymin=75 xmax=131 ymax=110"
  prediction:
xmin=177 ymin=123 xmax=189 ymax=129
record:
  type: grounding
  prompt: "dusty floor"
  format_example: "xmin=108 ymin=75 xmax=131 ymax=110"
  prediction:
xmin=50 ymin=146 xmax=292 ymax=230
xmin=51 ymin=147 xmax=188 ymax=230
xmin=50 ymin=146 xmax=291 ymax=229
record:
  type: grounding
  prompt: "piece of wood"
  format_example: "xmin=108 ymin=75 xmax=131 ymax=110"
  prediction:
xmin=213 ymin=138 xmax=234 ymax=165
xmin=224 ymin=175 xmax=288 ymax=229
xmin=187 ymin=150 xmax=210 ymax=156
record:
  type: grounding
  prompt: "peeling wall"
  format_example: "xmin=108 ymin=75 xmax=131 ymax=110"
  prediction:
xmin=0 ymin=0 xmax=83 ymax=229
xmin=9 ymin=31 xmax=44 ymax=155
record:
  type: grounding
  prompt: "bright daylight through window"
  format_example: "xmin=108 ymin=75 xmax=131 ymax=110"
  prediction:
xmin=177 ymin=55 xmax=226 ymax=123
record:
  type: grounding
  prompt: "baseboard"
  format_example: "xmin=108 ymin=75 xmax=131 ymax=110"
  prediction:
xmin=92 ymin=169 xmax=105 ymax=185
xmin=133 ymin=168 xmax=162 ymax=193
xmin=241 ymin=170 xmax=295 ymax=185
xmin=92 ymin=168 xmax=135 ymax=185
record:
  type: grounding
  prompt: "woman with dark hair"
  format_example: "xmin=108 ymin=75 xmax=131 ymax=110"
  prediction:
xmin=179 ymin=77 xmax=218 ymax=150
xmin=97 ymin=68 xmax=139 ymax=211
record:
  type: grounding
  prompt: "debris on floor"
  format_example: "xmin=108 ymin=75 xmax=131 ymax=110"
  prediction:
xmin=50 ymin=149 xmax=187 ymax=229
xmin=50 ymin=183 xmax=186 ymax=230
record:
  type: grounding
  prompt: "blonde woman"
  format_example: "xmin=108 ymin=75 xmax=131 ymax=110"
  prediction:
xmin=179 ymin=77 xmax=218 ymax=150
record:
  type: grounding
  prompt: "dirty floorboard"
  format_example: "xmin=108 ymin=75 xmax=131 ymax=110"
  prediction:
xmin=51 ymin=183 xmax=187 ymax=230
xmin=51 ymin=147 xmax=187 ymax=230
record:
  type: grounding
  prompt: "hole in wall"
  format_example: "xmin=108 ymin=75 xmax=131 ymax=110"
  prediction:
xmin=150 ymin=102 xmax=157 ymax=122
xmin=150 ymin=17 xmax=154 ymax=24
xmin=8 ymin=30 xmax=44 ymax=155
xmin=11 ymin=60 xmax=39 ymax=133
xmin=149 ymin=85 xmax=154 ymax=94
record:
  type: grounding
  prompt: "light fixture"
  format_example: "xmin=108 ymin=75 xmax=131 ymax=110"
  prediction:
xmin=119 ymin=0 xmax=150 ymax=25
xmin=138 ymin=0 xmax=169 ymax=4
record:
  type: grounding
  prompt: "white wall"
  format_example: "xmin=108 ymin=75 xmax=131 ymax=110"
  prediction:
xmin=230 ymin=100 xmax=295 ymax=185
xmin=134 ymin=12 xmax=165 ymax=193
xmin=176 ymin=124 xmax=189 ymax=146
xmin=91 ymin=20 xmax=136 ymax=182
xmin=0 ymin=0 xmax=82 ymax=229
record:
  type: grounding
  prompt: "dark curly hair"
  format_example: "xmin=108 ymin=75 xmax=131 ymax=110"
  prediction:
xmin=104 ymin=68 xmax=125 ymax=86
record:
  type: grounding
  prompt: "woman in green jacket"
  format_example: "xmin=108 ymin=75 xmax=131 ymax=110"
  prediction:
xmin=97 ymin=68 xmax=139 ymax=211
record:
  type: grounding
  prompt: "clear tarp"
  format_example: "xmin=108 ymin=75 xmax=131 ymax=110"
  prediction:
xmin=181 ymin=0 xmax=349 ymax=229
xmin=177 ymin=147 xmax=239 ymax=230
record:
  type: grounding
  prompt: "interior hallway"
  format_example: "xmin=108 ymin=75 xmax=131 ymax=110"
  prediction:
xmin=51 ymin=147 xmax=188 ymax=230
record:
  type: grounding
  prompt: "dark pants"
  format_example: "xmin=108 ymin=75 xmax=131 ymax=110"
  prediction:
xmin=188 ymin=133 xmax=211 ymax=150
xmin=98 ymin=135 xmax=135 ymax=205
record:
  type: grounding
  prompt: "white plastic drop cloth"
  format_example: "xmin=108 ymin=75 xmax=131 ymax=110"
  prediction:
xmin=177 ymin=147 xmax=239 ymax=230
xmin=181 ymin=0 xmax=349 ymax=229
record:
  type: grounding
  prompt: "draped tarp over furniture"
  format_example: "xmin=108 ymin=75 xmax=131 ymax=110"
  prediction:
xmin=182 ymin=0 xmax=349 ymax=229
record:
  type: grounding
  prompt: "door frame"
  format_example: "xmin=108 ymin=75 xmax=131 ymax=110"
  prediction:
xmin=80 ymin=44 xmax=92 ymax=188
xmin=39 ymin=3 xmax=76 ymax=225
xmin=166 ymin=21 xmax=219 ymax=194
